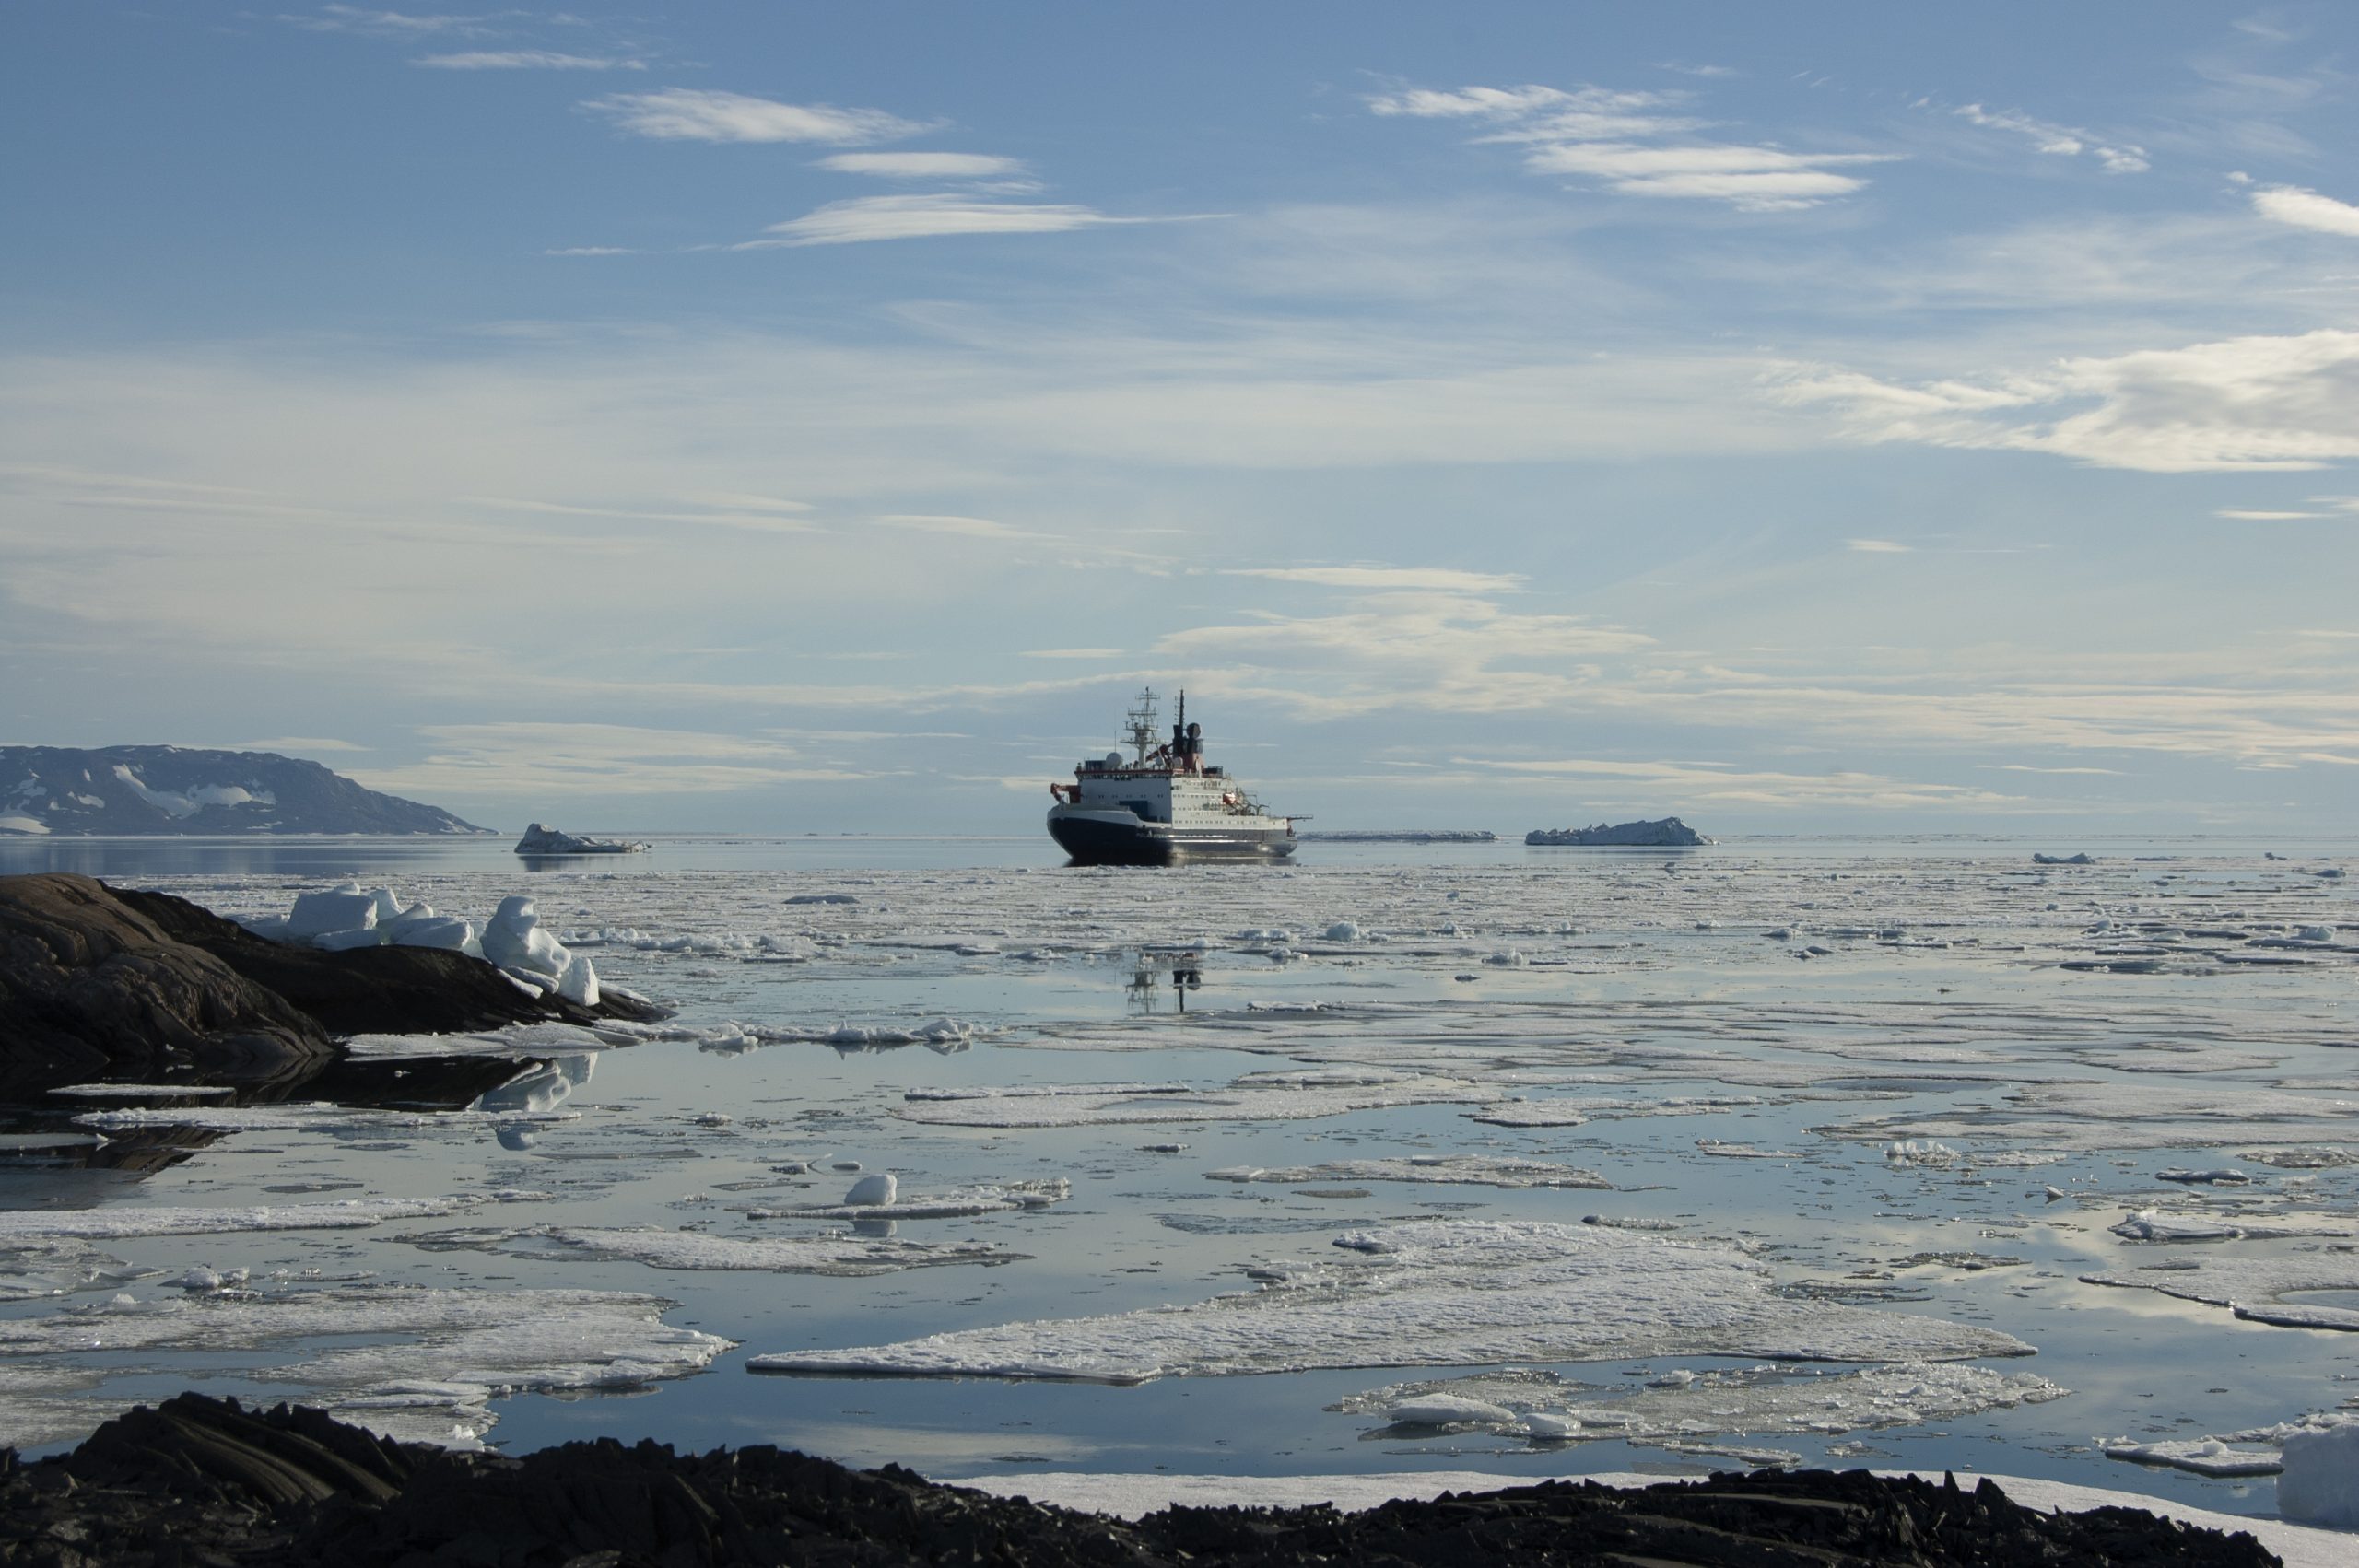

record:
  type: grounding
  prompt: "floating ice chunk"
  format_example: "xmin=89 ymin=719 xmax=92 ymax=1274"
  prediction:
xmin=341 ymin=1022 xmax=622 ymax=1059
xmin=73 ymin=1104 xmax=579 ymax=1133
xmin=2097 ymin=1437 xmax=2282 ymax=1477
xmin=46 ymin=1083 xmax=236 ymax=1099
xmin=512 ymin=1227 xmax=1014 ymax=1276
xmin=749 ymin=1220 xmax=2031 ymax=1383
xmin=2084 ymin=1252 xmax=2359 ymax=1323
xmin=1324 ymin=921 xmax=1362 ymax=942
xmin=1388 ymin=1395 xmax=1518 ymax=1426
xmin=844 ymin=1173 xmax=898 ymax=1207
xmin=1885 ymin=1141 xmax=1958 ymax=1168
xmin=287 ymin=884 xmax=378 ymax=942
xmin=2156 ymin=1167 xmax=2251 ymax=1185
xmin=1482 ymin=950 xmax=1527 ymax=967
xmin=1205 ymin=1157 xmax=1607 ymax=1191
xmin=1341 ymin=1360 xmax=2068 ymax=1454
xmin=2110 ymin=1211 xmax=2240 ymax=1243
xmin=753 ymin=1179 xmax=1071 ymax=1222
xmin=0 ymin=1197 xmax=475 ymax=1241
xmin=2280 ymin=1423 xmax=2359 ymax=1527
xmin=897 ymin=1072 xmax=1501 ymax=1129
xmin=2033 ymin=853 xmax=2096 ymax=866
xmin=314 ymin=926 xmax=388 ymax=952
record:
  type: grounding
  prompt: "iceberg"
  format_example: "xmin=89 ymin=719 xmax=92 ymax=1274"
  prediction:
xmin=1525 ymin=817 xmax=1711 ymax=847
xmin=515 ymin=823 xmax=648 ymax=855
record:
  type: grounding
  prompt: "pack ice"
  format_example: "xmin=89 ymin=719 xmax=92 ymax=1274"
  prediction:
xmin=748 ymin=1220 xmax=2030 ymax=1384
xmin=273 ymin=884 xmax=600 ymax=1005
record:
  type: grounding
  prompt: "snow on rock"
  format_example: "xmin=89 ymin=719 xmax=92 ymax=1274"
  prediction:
xmin=2280 ymin=1422 xmax=2359 ymax=1528
xmin=483 ymin=896 xmax=569 ymax=977
xmin=748 ymin=1220 xmax=2032 ymax=1383
xmin=1205 ymin=1156 xmax=1608 ymax=1191
xmin=287 ymin=883 xmax=380 ymax=942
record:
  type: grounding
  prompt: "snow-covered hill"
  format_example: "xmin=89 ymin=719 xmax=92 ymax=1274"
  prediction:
xmin=0 ymin=746 xmax=487 ymax=836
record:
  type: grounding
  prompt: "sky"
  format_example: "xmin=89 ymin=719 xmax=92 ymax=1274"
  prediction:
xmin=4 ymin=2 xmax=2357 ymax=836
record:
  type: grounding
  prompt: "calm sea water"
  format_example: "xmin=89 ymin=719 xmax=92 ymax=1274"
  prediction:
xmin=3 ymin=832 xmax=2354 ymax=1524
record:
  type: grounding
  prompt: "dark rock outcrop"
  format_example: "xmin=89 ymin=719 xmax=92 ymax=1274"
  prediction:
xmin=0 ymin=874 xmax=659 ymax=1092
xmin=0 ymin=744 xmax=487 ymax=836
xmin=0 ymin=1394 xmax=2283 ymax=1567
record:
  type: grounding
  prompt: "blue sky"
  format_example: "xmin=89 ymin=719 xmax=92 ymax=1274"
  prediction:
xmin=5 ymin=3 xmax=2356 ymax=834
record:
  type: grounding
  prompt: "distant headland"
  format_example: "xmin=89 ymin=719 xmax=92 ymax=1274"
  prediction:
xmin=0 ymin=746 xmax=486 ymax=837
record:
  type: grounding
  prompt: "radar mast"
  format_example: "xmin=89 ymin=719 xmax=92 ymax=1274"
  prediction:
xmin=1123 ymin=688 xmax=1161 ymax=766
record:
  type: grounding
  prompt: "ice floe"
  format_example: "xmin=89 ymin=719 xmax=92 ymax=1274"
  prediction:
xmin=0 ymin=1283 xmax=729 ymax=1451
xmin=748 ymin=1178 xmax=1072 ymax=1221
xmin=488 ymin=1227 xmax=1017 ymax=1276
xmin=1339 ymin=1362 xmax=2067 ymax=1455
xmin=748 ymin=1220 xmax=2030 ymax=1383
xmin=2096 ymin=1437 xmax=2283 ymax=1477
xmin=1204 ymin=1157 xmax=1607 ymax=1190
xmin=896 ymin=1071 xmax=1503 ymax=1129
xmin=2280 ymin=1422 xmax=2359 ymax=1528
xmin=0 ymin=1197 xmax=477 ymax=1241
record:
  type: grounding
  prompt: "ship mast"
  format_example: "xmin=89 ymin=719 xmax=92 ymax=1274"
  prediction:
xmin=1123 ymin=687 xmax=1161 ymax=766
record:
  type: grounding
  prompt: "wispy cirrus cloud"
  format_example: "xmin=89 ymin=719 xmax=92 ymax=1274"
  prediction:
xmin=2251 ymin=183 xmax=2359 ymax=237
xmin=1467 ymin=755 xmax=2023 ymax=812
xmin=746 ymin=193 xmax=1194 ymax=247
xmin=816 ymin=152 xmax=1027 ymax=179
xmin=586 ymin=88 xmax=926 ymax=145
xmin=1771 ymin=328 xmax=2359 ymax=473
xmin=1222 ymin=566 xmax=1527 ymax=592
xmin=1367 ymin=80 xmax=1894 ymax=211
xmin=352 ymin=722 xmax=876 ymax=800
xmin=417 ymin=50 xmax=642 ymax=70
xmin=280 ymin=5 xmax=500 ymax=36
xmin=1952 ymin=103 xmax=2149 ymax=173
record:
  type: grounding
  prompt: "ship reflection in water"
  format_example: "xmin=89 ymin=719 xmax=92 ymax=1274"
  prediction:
xmin=1127 ymin=951 xmax=1205 ymax=1015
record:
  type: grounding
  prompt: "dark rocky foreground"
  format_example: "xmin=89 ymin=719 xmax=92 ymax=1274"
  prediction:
xmin=0 ymin=1394 xmax=2281 ymax=1568
xmin=0 ymin=874 xmax=659 ymax=1092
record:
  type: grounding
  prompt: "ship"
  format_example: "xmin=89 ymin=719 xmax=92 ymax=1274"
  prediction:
xmin=1047 ymin=689 xmax=1296 ymax=865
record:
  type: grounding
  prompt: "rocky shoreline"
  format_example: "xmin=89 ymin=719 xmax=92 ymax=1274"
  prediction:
xmin=0 ymin=1394 xmax=2283 ymax=1567
xmin=0 ymin=873 xmax=659 ymax=1093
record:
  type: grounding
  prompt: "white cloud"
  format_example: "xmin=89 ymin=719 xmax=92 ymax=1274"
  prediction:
xmin=1521 ymin=141 xmax=1890 ymax=211
xmin=1023 ymin=648 xmax=1125 ymax=660
xmin=1368 ymin=79 xmax=1890 ymax=211
xmin=816 ymin=152 xmax=1027 ymax=179
xmin=586 ymin=88 xmax=925 ymax=146
xmin=1469 ymin=755 xmax=2022 ymax=812
xmin=876 ymin=512 xmax=1039 ymax=540
xmin=417 ymin=50 xmax=641 ymax=70
xmin=1845 ymin=539 xmax=1911 ymax=552
xmin=353 ymin=723 xmax=875 ymax=799
xmin=1954 ymin=103 xmax=2149 ymax=173
xmin=1771 ymin=328 xmax=2359 ymax=472
xmin=281 ymin=5 xmax=493 ymax=35
xmin=1223 ymin=566 xmax=1527 ymax=592
xmin=2216 ymin=508 xmax=2323 ymax=520
xmin=231 ymin=736 xmax=372 ymax=754
xmin=2252 ymin=184 xmax=2359 ymax=237
xmin=749 ymin=193 xmax=1180 ymax=246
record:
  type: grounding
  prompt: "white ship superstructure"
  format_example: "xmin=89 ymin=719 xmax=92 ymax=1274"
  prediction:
xmin=1046 ymin=690 xmax=1295 ymax=864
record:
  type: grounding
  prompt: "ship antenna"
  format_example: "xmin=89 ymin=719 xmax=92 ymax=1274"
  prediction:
xmin=1124 ymin=687 xmax=1159 ymax=766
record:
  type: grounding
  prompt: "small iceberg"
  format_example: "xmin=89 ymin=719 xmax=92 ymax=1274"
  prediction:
xmin=1526 ymin=817 xmax=1710 ymax=848
xmin=515 ymin=823 xmax=648 ymax=856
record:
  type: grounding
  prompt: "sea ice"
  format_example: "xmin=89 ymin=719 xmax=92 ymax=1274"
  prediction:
xmin=2097 ymin=1437 xmax=2283 ymax=1477
xmin=1204 ymin=1156 xmax=1608 ymax=1191
xmin=0 ymin=1197 xmax=476 ymax=1241
xmin=895 ymin=1071 xmax=1503 ymax=1129
xmin=750 ymin=1179 xmax=1071 ymax=1222
xmin=1339 ymin=1362 xmax=2069 ymax=1451
xmin=505 ymin=1227 xmax=1016 ymax=1275
xmin=843 ymin=1173 xmax=898 ymax=1207
xmin=748 ymin=1220 xmax=2030 ymax=1383
xmin=2279 ymin=1422 xmax=2359 ymax=1528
